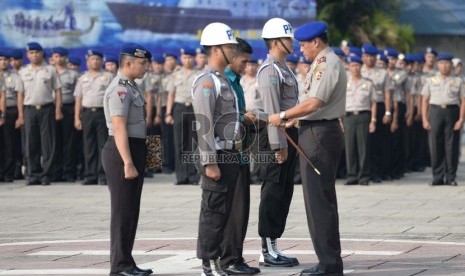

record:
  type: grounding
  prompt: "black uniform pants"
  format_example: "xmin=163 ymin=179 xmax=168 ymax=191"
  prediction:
xmin=344 ymin=112 xmax=371 ymax=183
xmin=255 ymin=127 xmax=298 ymax=239
xmin=412 ymin=107 xmax=428 ymax=170
xmin=173 ymin=103 xmax=198 ymax=182
xmin=197 ymin=151 xmax=240 ymax=260
xmin=102 ymin=136 xmax=146 ymax=274
xmin=2 ymin=107 xmax=20 ymax=180
xmin=82 ymin=108 xmax=108 ymax=181
xmin=428 ymin=105 xmax=461 ymax=183
xmin=220 ymin=164 xmax=250 ymax=266
xmin=299 ymin=120 xmax=344 ymax=272
xmin=391 ymin=102 xmax=406 ymax=178
xmin=160 ymin=106 xmax=175 ymax=171
xmin=369 ymin=102 xmax=391 ymax=179
xmin=24 ymin=104 xmax=56 ymax=181
xmin=53 ymin=103 xmax=78 ymax=180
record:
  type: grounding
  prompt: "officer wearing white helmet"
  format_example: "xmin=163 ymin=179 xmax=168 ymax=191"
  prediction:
xmin=192 ymin=22 xmax=241 ymax=276
xmin=253 ymin=17 xmax=300 ymax=268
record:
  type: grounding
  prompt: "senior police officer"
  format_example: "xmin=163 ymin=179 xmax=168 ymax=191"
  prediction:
xmin=0 ymin=50 xmax=22 ymax=182
xmin=269 ymin=21 xmax=345 ymax=276
xmin=421 ymin=52 xmax=465 ymax=186
xmin=344 ymin=55 xmax=376 ymax=185
xmin=192 ymin=22 xmax=240 ymax=276
xmin=74 ymin=50 xmax=113 ymax=185
xmin=102 ymin=43 xmax=153 ymax=276
xmin=255 ymin=17 xmax=299 ymax=268
xmin=165 ymin=47 xmax=200 ymax=184
xmin=17 ymin=42 xmax=63 ymax=185
xmin=52 ymin=47 xmax=80 ymax=182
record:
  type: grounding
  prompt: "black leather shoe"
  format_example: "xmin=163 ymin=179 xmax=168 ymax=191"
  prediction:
xmin=134 ymin=266 xmax=153 ymax=275
xmin=344 ymin=180 xmax=358 ymax=185
xmin=260 ymin=252 xmax=294 ymax=267
xmin=446 ymin=180 xmax=458 ymax=186
xmin=359 ymin=181 xmax=369 ymax=186
xmin=27 ymin=178 xmax=41 ymax=185
xmin=429 ymin=180 xmax=444 ymax=186
xmin=41 ymin=177 xmax=51 ymax=186
xmin=224 ymin=260 xmax=260 ymax=275
xmin=112 ymin=267 xmax=148 ymax=276
xmin=301 ymin=266 xmax=343 ymax=276
xmin=82 ymin=178 xmax=98 ymax=185
xmin=371 ymin=176 xmax=382 ymax=183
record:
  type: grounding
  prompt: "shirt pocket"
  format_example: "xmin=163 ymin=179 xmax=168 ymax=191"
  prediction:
xmin=282 ymin=77 xmax=297 ymax=99
xmin=448 ymin=84 xmax=460 ymax=98
xmin=132 ymin=93 xmax=145 ymax=107
xmin=39 ymin=71 xmax=52 ymax=84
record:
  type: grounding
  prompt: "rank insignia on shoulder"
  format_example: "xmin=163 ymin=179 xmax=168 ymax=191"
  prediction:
xmin=269 ymin=75 xmax=278 ymax=86
xmin=118 ymin=79 xmax=127 ymax=86
xmin=117 ymin=90 xmax=128 ymax=102
xmin=317 ymin=56 xmax=326 ymax=64
xmin=202 ymin=81 xmax=214 ymax=98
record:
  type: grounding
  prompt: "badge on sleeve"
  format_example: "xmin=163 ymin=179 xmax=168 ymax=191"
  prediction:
xmin=117 ymin=90 xmax=128 ymax=102
xmin=202 ymin=81 xmax=213 ymax=98
xmin=269 ymin=74 xmax=278 ymax=86
xmin=314 ymin=67 xmax=325 ymax=81
xmin=317 ymin=56 xmax=326 ymax=64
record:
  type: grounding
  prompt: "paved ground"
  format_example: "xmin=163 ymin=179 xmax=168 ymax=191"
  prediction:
xmin=0 ymin=152 xmax=465 ymax=276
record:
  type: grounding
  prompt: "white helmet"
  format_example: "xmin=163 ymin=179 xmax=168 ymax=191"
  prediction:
xmin=200 ymin=22 xmax=238 ymax=46
xmin=261 ymin=18 xmax=294 ymax=39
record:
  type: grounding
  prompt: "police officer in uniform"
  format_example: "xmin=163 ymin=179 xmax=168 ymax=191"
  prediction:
xmin=421 ymin=52 xmax=464 ymax=186
xmin=74 ymin=50 xmax=113 ymax=185
xmin=255 ymin=17 xmax=299 ymax=267
xmin=52 ymin=47 xmax=80 ymax=182
xmin=192 ymin=22 xmax=240 ymax=276
xmin=149 ymin=54 xmax=164 ymax=135
xmin=165 ymin=47 xmax=200 ymax=184
xmin=0 ymin=72 xmax=5 ymax=181
xmin=269 ymin=21 xmax=345 ymax=276
xmin=102 ymin=43 xmax=153 ymax=276
xmin=0 ymin=51 xmax=22 ymax=182
xmin=344 ymin=55 xmax=376 ymax=185
xmin=104 ymin=54 xmax=119 ymax=77
xmin=195 ymin=47 xmax=207 ymax=70
xmin=68 ymin=56 xmax=82 ymax=72
xmin=10 ymin=49 xmax=24 ymax=73
xmin=17 ymin=42 xmax=63 ymax=185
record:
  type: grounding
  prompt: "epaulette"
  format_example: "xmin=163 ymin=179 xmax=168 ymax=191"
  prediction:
xmin=118 ymin=79 xmax=127 ymax=86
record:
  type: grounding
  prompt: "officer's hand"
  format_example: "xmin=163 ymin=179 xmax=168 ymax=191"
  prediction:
xmin=124 ymin=162 xmax=138 ymax=180
xmin=284 ymin=119 xmax=296 ymax=128
xmin=268 ymin=113 xmax=281 ymax=127
xmin=55 ymin=110 xmax=64 ymax=121
xmin=74 ymin=119 xmax=82 ymax=130
xmin=205 ymin=164 xmax=221 ymax=181
xmin=453 ymin=119 xmax=464 ymax=131
xmin=0 ymin=118 xmax=4 ymax=126
xmin=369 ymin=121 xmax=376 ymax=133
xmin=382 ymin=114 xmax=392 ymax=124
xmin=275 ymin=148 xmax=288 ymax=164
xmin=153 ymin=115 xmax=162 ymax=126
xmin=165 ymin=114 xmax=174 ymax=125
xmin=15 ymin=117 xmax=24 ymax=128
xmin=243 ymin=112 xmax=256 ymax=125
xmin=406 ymin=115 xmax=413 ymax=127
xmin=390 ymin=121 xmax=398 ymax=133
xmin=422 ymin=120 xmax=431 ymax=131
xmin=414 ymin=113 xmax=422 ymax=122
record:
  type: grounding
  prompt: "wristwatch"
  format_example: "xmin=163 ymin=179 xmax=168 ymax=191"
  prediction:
xmin=279 ymin=111 xmax=288 ymax=121
xmin=385 ymin=111 xmax=392 ymax=116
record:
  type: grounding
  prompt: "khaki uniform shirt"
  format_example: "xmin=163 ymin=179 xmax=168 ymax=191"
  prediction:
xmin=167 ymin=68 xmax=200 ymax=105
xmin=361 ymin=65 xmax=389 ymax=103
xmin=300 ymin=47 xmax=347 ymax=121
xmin=104 ymin=72 xmax=146 ymax=139
xmin=1 ymin=71 xmax=22 ymax=107
xmin=58 ymin=69 xmax=79 ymax=104
xmin=159 ymin=72 xmax=172 ymax=107
xmin=240 ymin=75 xmax=262 ymax=112
xmin=421 ymin=73 xmax=465 ymax=106
xmin=74 ymin=71 xmax=113 ymax=107
xmin=18 ymin=63 xmax=61 ymax=105
xmin=192 ymin=66 xmax=240 ymax=166
xmin=257 ymin=54 xmax=298 ymax=150
xmin=389 ymin=69 xmax=408 ymax=103
xmin=346 ymin=76 xmax=375 ymax=111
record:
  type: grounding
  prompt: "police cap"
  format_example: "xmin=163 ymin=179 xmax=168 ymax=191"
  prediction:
xmin=86 ymin=49 xmax=104 ymax=59
xmin=425 ymin=47 xmax=438 ymax=56
xmin=120 ymin=43 xmax=152 ymax=59
xmin=384 ymin=48 xmax=398 ymax=58
xmin=104 ymin=54 xmax=119 ymax=63
xmin=152 ymin=54 xmax=165 ymax=64
xmin=180 ymin=47 xmax=196 ymax=56
xmin=437 ymin=52 xmax=453 ymax=61
xmin=52 ymin=47 xmax=69 ymax=56
xmin=361 ymin=44 xmax=378 ymax=55
xmin=0 ymin=50 xmax=10 ymax=58
xmin=294 ymin=21 xmax=327 ymax=41
xmin=349 ymin=47 xmax=362 ymax=57
xmin=26 ymin=42 xmax=43 ymax=51
xmin=164 ymin=52 xmax=178 ymax=59
xmin=285 ymin=53 xmax=299 ymax=64
xmin=68 ymin=56 xmax=82 ymax=66
xmin=347 ymin=55 xmax=362 ymax=64
xmin=331 ymin=46 xmax=345 ymax=57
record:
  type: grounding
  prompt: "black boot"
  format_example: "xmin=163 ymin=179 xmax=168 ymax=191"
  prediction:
xmin=259 ymin=237 xmax=296 ymax=267
xmin=270 ymin=238 xmax=299 ymax=265
xmin=202 ymin=258 xmax=228 ymax=276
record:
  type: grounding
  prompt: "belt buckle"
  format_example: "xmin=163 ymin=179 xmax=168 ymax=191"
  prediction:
xmin=35 ymin=105 xmax=41 ymax=110
xmin=353 ymin=111 xmax=359 ymax=115
xmin=91 ymin=107 xmax=97 ymax=112
xmin=441 ymin=104 xmax=446 ymax=109
xmin=185 ymin=102 xmax=191 ymax=107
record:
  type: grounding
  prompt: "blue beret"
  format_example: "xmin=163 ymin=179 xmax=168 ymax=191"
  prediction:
xmin=377 ymin=53 xmax=388 ymax=63
xmin=298 ymin=55 xmax=312 ymax=64
xmin=294 ymin=21 xmax=327 ymax=41
xmin=404 ymin=53 xmax=415 ymax=63
xmin=425 ymin=47 xmax=437 ymax=56
xmin=104 ymin=54 xmax=119 ymax=63
xmin=331 ymin=46 xmax=345 ymax=57
xmin=26 ymin=42 xmax=43 ymax=51
xmin=285 ymin=53 xmax=299 ymax=64
xmin=196 ymin=47 xmax=206 ymax=55
xmin=68 ymin=56 xmax=82 ymax=66
xmin=152 ymin=54 xmax=165 ymax=64
xmin=120 ymin=43 xmax=151 ymax=59
xmin=384 ymin=48 xmax=398 ymax=58
xmin=0 ymin=50 xmax=10 ymax=58
xmin=346 ymin=55 xmax=362 ymax=64
xmin=248 ymin=54 xmax=259 ymax=63
xmin=340 ymin=40 xmax=353 ymax=47
xmin=180 ymin=47 xmax=196 ymax=56
xmin=349 ymin=47 xmax=362 ymax=57
xmin=414 ymin=53 xmax=425 ymax=63
xmin=9 ymin=49 xmax=23 ymax=59
xmin=52 ymin=47 xmax=69 ymax=56
xmin=164 ymin=52 xmax=178 ymax=59
xmin=361 ymin=44 xmax=378 ymax=55
xmin=437 ymin=52 xmax=453 ymax=61
xmin=43 ymin=49 xmax=53 ymax=58
xmin=86 ymin=49 xmax=103 ymax=59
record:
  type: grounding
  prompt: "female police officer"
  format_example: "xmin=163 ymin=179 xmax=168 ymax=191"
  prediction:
xmin=102 ymin=43 xmax=153 ymax=276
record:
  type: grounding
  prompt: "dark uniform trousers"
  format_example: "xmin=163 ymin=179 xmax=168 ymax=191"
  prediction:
xmin=390 ymin=102 xmax=406 ymax=178
xmin=2 ymin=107 xmax=20 ymax=180
xmin=24 ymin=103 xmax=56 ymax=181
xmin=255 ymin=126 xmax=298 ymax=239
xmin=53 ymin=103 xmax=78 ymax=180
xmin=370 ymin=102 xmax=391 ymax=179
xmin=344 ymin=111 xmax=371 ymax=183
xmin=299 ymin=120 xmax=344 ymax=272
xmin=412 ymin=107 xmax=429 ymax=170
xmin=220 ymin=164 xmax=250 ymax=266
xmin=160 ymin=106 xmax=175 ymax=171
xmin=147 ymin=106 xmax=161 ymax=136
xmin=197 ymin=151 xmax=240 ymax=259
xmin=82 ymin=108 xmax=108 ymax=181
xmin=173 ymin=103 xmax=199 ymax=182
xmin=428 ymin=105 xmax=461 ymax=183
xmin=101 ymin=136 xmax=146 ymax=273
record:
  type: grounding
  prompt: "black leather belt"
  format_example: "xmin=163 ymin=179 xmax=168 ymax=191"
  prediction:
xmin=346 ymin=110 xmax=370 ymax=116
xmin=299 ymin=118 xmax=338 ymax=126
xmin=25 ymin=103 xmax=53 ymax=110
xmin=431 ymin=104 xmax=458 ymax=110
xmin=83 ymin=107 xmax=103 ymax=112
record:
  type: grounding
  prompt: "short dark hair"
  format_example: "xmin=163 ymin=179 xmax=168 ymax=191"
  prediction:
xmin=236 ymin=38 xmax=253 ymax=55
xmin=318 ymin=33 xmax=328 ymax=44
xmin=203 ymin=46 xmax=212 ymax=56
xmin=119 ymin=54 xmax=135 ymax=68
xmin=263 ymin=38 xmax=274 ymax=50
